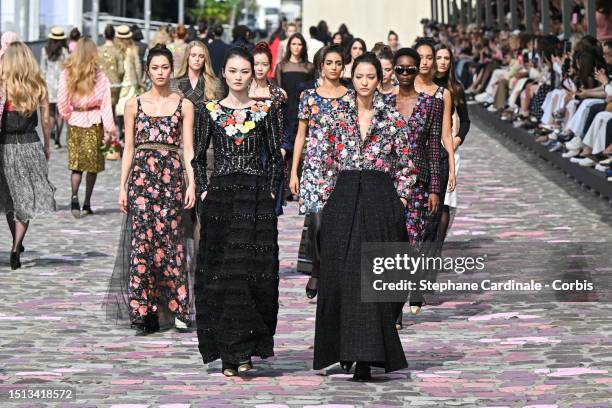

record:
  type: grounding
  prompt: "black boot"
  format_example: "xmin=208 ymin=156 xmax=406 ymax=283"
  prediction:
xmin=71 ymin=195 xmax=81 ymax=218
xmin=352 ymin=362 xmax=371 ymax=382
xmin=10 ymin=252 xmax=21 ymax=270
xmin=144 ymin=313 xmax=159 ymax=333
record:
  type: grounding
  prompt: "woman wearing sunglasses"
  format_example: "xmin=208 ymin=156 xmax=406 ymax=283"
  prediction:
xmin=384 ymin=47 xmax=454 ymax=329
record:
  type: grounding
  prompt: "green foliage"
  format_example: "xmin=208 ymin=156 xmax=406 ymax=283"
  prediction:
xmin=189 ymin=0 xmax=240 ymax=24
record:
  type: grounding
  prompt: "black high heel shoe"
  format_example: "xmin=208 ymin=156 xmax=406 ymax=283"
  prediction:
xmin=305 ymin=277 xmax=317 ymax=299
xmin=340 ymin=361 xmax=354 ymax=372
xmin=352 ymin=362 xmax=371 ymax=382
xmin=10 ymin=252 xmax=21 ymax=270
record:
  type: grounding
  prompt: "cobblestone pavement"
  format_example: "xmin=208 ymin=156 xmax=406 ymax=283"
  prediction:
xmin=1 ymin=117 xmax=611 ymax=408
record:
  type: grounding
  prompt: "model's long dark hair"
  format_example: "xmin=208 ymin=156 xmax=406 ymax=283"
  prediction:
xmin=344 ymin=37 xmax=367 ymax=65
xmin=45 ymin=38 xmax=66 ymax=62
xmin=283 ymin=33 xmax=308 ymax=63
xmin=435 ymin=44 xmax=464 ymax=107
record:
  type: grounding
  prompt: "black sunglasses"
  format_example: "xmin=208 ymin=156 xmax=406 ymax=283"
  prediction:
xmin=394 ymin=66 xmax=419 ymax=75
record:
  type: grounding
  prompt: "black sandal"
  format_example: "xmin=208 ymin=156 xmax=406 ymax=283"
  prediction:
xmin=305 ymin=277 xmax=317 ymax=299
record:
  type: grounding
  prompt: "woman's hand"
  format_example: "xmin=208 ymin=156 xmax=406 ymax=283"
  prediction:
xmin=200 ymin=191 xmax=207 ymax=202
xmin=595 ymin=68 xmax=609 ymax=86
xmin=103 ymin=132 xmax=112 ymax=147
xmin=118 ymin=189 xmax=128 ymax=213
xmin=281 ymin=148 xmax=287 ymax=159
xmin=184 ymin=185 xmax=196 ymax=209
xmin=452 ymin=136 xmax=462 ymax=151
xmin=447 ymin=173 xmax=456 ymax=193
xmin=289 ymin=173 xmax=300 ymax=196
xmin=427 ymin=193 xmax=440 ymax=216
xmin=400 ymin=197 xmax=407 ymax=208
xmin=43 ymin=142 xmax=50 ymax=161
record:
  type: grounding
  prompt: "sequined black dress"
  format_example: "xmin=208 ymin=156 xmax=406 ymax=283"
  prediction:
xmin=192 ymin=100 xmax=282 ymax=366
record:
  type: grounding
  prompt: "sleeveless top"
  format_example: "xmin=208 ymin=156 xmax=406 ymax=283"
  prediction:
xmin=0 ymin=100 xmax=39 ymax=144
xmin=134 ymin=97 xmax=183 ymax=148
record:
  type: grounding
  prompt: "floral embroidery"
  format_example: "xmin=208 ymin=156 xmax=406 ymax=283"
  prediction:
xmin=206 ymin=100 xmax=271 ymax=145
xmin=329 ymin=92 xmax=416 ymax=197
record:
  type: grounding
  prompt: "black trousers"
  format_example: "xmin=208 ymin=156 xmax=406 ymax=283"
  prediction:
xmin=581 ymin=102 xmax=606 ymax=139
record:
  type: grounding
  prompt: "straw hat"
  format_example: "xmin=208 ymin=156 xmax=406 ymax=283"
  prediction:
xmin=48 ymin=26 xmax=67 ymax=40
xmin=116 ymin=25 xmax=133 ymax=39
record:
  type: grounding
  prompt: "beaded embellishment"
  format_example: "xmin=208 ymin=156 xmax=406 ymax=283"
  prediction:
xmin=206 ymin=100 xmax=272 ymax=146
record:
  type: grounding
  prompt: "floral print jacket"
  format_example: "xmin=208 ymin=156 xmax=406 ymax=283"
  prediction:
xmin=330 ymin=91 xmax=416 ymax=198
xmin=297 ymin=88 xmax=354 ymax=214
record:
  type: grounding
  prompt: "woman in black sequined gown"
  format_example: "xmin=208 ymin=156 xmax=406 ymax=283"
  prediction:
xmin=192 ymin=47 xmax=282 ymax=377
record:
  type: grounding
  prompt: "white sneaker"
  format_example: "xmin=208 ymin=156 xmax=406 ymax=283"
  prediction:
xmin=599 ymin=157 xmax=612 ymax=165
xmin=595 ymin=163 xmax=609 ymax=172
xmin=565 ymin=136 xmax=583 ymax=151
xmin=475 ymin=92 xmax=493 ymax=104
xmin=570 ymin=156 xmax=583 ymax=163
xmin=562 ymin=149 xmax=580 ymax=158
xmin=577 ymin=157 xmax=596 ymax=167
xmin=487 ymin=105 xmax=498 ymax=113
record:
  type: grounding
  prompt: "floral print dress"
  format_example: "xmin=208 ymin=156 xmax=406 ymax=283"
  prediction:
xmin=297 ymin=88 xmax=354 ymax=214
xmin=127 ymin=97 xmax=190 ymax=326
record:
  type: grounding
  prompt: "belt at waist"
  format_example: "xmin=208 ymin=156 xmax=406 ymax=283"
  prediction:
xmin=0 ymin=131 xmax=40 ymax=145
xmin=135 ymin=142 xmax=180 ymax=152
xmin=73 ymin=106 xmax=100 ymax=112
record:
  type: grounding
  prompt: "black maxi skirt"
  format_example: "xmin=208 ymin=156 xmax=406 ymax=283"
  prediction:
xmin=314 ymin=170 xmax=408 ymax=373
xmin=195 ymin=173 xmax=280 ymax=365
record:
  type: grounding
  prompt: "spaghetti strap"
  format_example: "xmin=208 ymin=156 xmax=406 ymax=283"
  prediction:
xmin=176 ymin=98 xmax=184 ymax=116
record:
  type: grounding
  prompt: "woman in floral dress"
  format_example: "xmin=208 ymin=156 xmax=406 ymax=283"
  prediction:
xmin=314 ymin=53 xmax=414 ymax=381
xmin=289 ymin=45 xmax=352 ymax=299
xmin=105 ymin=44 xmax=196 ymax=334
